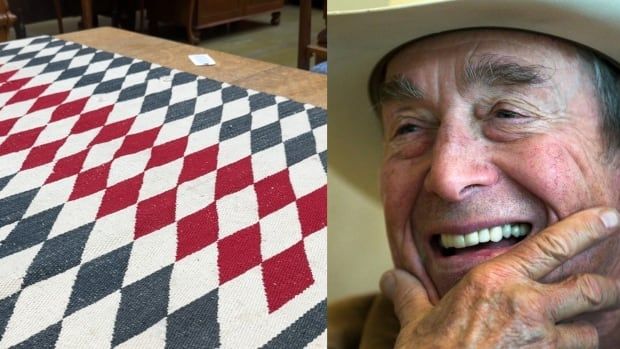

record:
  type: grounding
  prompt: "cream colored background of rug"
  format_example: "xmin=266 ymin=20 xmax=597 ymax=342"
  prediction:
xmin=328 ymin=171 xmax=392 ymax=302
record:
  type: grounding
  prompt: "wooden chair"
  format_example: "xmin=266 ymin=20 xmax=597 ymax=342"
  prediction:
xmin=52 ymin=0 xmax=145 ymax=33
xmin=297 ymin=0 xmax=326 ymax=70
xmin=0 ymin=0 xmax=16 ymax=41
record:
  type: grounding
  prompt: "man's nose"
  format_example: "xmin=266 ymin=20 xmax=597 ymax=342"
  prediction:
xmin=423 ymin=126 xmax=498 ymax=202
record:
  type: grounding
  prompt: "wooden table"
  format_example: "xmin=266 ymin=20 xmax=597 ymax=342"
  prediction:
xmin=57 ymin=27 xmax=326 ymax=108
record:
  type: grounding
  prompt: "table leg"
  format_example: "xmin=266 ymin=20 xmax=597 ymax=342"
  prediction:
xmin=81 ymin=0 xmax=93 ymax=29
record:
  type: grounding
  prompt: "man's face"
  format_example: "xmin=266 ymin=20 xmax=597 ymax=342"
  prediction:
xmin=380 ymin=29 xmax=620 ymax=297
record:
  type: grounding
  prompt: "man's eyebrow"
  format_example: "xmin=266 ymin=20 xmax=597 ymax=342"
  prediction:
xmin=464 ymin=54 xmax=551 ymax=87
xmin=377 ymin=74 xmax=425 ymax=104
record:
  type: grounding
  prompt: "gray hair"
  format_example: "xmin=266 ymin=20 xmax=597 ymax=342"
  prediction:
xmin=577 ymin=48 xmax=620 ymax=153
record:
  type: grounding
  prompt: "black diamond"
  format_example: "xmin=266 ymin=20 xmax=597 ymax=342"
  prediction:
xmin=41 ymin=59 xmax=71 ymax=74
xmin=166 ymin=289 xmax=220 ymax=349
xmin=74 ymin=71 xmax=105 ymax=88
xmin=58 ymin=43 xmax=81 ymax=53
xmin=111 ymin=265 xmax=173 ymax=346
xmin=0 ymin=204 xmax=62 ymax=259
xmin=319 ymin=151 xmax=327 ymax=173
xmin=9 ymin=51 xmax=37 ymax=63
xmin=249 ymin=93 xmax=276 ymax=112
xmin=24 ymin=55 xmax=54 ymax=68
xmin=0 ymin=47 xmax=20 ymax=58
xmin=260 ymin=300 xmax=326 ymax=349
xmin=307 ymin=107 xmax=326 ymax=129
xmin=172 ymin=72 xmax=196 ymax=86
xmin=127 ymin=61 xmax=151 ymax=75
xmin=277 ymin=100 xmax=305 ymax=119
xmin=58 ymin=66 xmax=88 ymax=81
xmin=221 ymin=85 xmax=248 ymax=103
xmin=93 ymin=77 xmax=125 ymax=94
xmin=197 ymin=79 xmax=222 ymax=94
xmin=140 ymin=89 xmax=172 ymax=113
xmin=90 ymin=51 xmax=114 ymax=63
xmin=23 ymin=223 xmax=94 ymax=287
xmin=191 ymin=106 xmax=222 ymax=133
xmin=0 ymin=188 xmax=38 ymax=227
xmin=0 ymin=174 xmax=14 ymax=192
xmin=108 ymin=56 xmax=133 ymax=69
xmin=0 ymin=292 xmax=19 ymax=340
xmin=165 ymin=98 xmax=196 ymax=123
xmin=118 ymin=82 xmax=147 ymax=102
xmin=31 ymin=36 xmax=53 ymax=45
xmin=219 ymin=114 xmax=251 ymax=141
xmin=284 ymin=131 xmax=316 ymax=167
xmin=12 ymin=323 xmax=61 ymax=349
xmin=146 ymin=66 xmax=171 ymax=81
xmin=74 ymin=47 xmax=96 ymax=57
xmin=251 ymin=121 xmax=281 ymax=153
xmin=65 ymin=243 xmax=133 ymax=317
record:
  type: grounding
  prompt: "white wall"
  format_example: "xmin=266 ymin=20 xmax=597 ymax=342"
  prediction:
xmin=328 ymin=170 xmax=392 ymax=301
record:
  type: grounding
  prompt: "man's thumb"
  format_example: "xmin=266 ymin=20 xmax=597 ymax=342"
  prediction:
xmin=380 ymin=269 xmax=432 ymax=325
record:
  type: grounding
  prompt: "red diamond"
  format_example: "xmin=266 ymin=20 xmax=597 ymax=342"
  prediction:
xmin=0 ymin=117 xmax=18 ymax=137
xmin=97 ymin=174 xmax=144 ymax=218
xmin=0 ymin=126 xmax=44 ymax=156
xmin=21 ymin=139 xmax=65 ymax=170
xmin=214 ymin=156 xmax=253 ymax=200
xmin=46 ymin=149 xmax=89 ymax=183
xmin=6 ymin=84 xmax=49 ymax=105
xmin=28 ymin=91 xmax=70 ymax=113
xmin=296 ymin=186 xmax=327 ymax=237
xmin=50 ymin=97 xmax=89 ymax=122
xmin=0 ymin=77 xmax=31 ymax=93
xmin=115 ymin=127 xmax=160 ymax=158
xmin=176 ymin=203 xmax=218 ymax=261
xmin=262 ymin=242 xmax=314 ymax=313
xmin=146 ymin=137 xmax=187 ymax=169
xmin=135 ymin=188 xmax=177 ymax=239
xmin=254 ymin=169 xmax=296 ymax=218
xmin=218 ymin=224 xmax=261 ymax=284
xmin=69 ymin=162 xmax=111 ymax=201
xmin=0 ymin=70 xmax=17 ymax=84
xmin=89 ymin=117 xmax=135 ymax=146
xmin=177 ymin=145 xmax=219 ymax=184
xmin=71 ymin=105 xmax=113 ymax=134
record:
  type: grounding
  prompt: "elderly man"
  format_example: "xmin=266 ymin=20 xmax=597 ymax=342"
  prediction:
xmin=329 ymin=1 xmax=620 ymax=348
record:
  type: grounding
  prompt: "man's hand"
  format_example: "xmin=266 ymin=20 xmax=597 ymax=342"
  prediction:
xmin=380 ymin=207 xmax=620 ymax=348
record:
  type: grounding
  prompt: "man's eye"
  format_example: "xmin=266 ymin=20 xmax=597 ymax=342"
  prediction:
xmin=495 ymin=109 xmax=523 ymax=119
xmin=395 ymin=124 xmax=419 ymax=136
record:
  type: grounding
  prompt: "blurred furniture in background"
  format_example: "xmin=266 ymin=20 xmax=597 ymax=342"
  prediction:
xmin=0 ymin=0 xmax=15 ymax=41
xmin=297 ymin=0 xmax=325 ymax=70
xmin=146 ymin=0 xmax=284 ymax=45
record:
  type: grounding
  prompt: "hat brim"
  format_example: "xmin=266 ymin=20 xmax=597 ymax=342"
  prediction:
xmin=328 ymin=0 xmax=620 ymax=201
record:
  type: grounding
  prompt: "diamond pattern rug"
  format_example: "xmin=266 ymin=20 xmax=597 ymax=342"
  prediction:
xmin=0 ymin=36 xmax=326 ymax=348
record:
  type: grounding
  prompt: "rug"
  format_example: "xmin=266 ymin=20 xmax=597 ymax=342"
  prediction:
xmin=0 ymin=35 xmax=326 ymax=348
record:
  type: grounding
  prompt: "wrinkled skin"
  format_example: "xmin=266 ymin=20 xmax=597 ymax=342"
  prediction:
xmin=379 ymin=30 xmax=620 ymax=347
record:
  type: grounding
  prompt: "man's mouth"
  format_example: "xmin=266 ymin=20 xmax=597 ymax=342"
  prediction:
xmin=435 ymin=223 xmax=532 ymax=256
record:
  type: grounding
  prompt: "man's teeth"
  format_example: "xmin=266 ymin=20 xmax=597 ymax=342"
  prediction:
xmin=440 ymin=223 xmax=530 ymax=249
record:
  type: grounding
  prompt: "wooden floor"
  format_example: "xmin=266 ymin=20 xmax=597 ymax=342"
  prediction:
xmin=9 ymin=5 xmax=324 ymax=69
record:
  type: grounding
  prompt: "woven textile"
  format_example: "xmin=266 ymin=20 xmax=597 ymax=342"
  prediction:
xmin=0 ymin=36 xmax=326 ymax=348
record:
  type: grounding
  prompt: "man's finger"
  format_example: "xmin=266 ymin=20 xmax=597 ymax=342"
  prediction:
xmin=555 ymin=322 xmax=598 ymax=349
xmin=380 ymin=269 xmax=432 ymax=326
xmin=492 ymin=207 xmax=619 ymax=280
xmin=545 ymin=274 xmax=620 ymax=322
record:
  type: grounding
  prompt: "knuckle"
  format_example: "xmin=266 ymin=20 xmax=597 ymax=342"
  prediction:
xmin=576 ymin=274 xmax=606 ymax=307
xmin=534 ymin=229 xmax=573 ymax=262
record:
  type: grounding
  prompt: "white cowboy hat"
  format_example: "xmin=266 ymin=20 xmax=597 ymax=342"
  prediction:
xmin=329 ymin=0 xmax=620 ymax=201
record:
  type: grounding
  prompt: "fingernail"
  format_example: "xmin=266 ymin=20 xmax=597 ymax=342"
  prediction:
xmin=380 ymin=271 xmax=396 ymax=298
xmin=601 ymin=209 xmax=619 ymax=228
